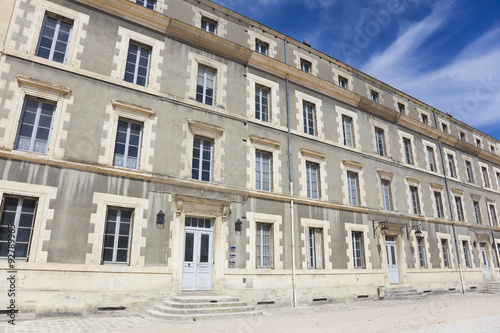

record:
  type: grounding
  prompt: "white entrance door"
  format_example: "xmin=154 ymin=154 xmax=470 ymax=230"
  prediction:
xmin=182 ymin=217 xmax=213 ymax=290
xmin=386 ymin=236 xmax=400 ymax=284
xmin=480 ymin=244 xmax=491 ymax=280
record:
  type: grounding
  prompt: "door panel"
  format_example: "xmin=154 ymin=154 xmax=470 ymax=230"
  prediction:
xmin=386 ymin=238 xmax=400 ymax=284
xmin=481 ymin=244 xmax=491 ymax=280
xmin=182 ymin=228 xmax=213 ymax=290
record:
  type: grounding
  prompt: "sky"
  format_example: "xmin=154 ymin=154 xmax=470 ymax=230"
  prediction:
xmin=211 ymin=0 xmax=500 ymax=140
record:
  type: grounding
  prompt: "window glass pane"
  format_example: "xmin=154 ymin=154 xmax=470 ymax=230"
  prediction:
xmin=200 ymin=234 xmax=209 ymax=262
xmin=184 ymin=232 xmax=194 ymax=262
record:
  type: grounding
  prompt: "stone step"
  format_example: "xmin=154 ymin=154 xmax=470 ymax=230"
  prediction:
xmin=163 ymin=300 xmax=248 ymax=308
xmin=147 ymin=309 xmax=263 ymax=321
xmin=385 ymin=292 xmax=424 ymax=298
xmin=386 ymin=288 xmax=418 ymax=294
xmin=171 ymin=295 xmax=240 ymax=303
xmin=154 ymin=304 xmax=256 ymax=315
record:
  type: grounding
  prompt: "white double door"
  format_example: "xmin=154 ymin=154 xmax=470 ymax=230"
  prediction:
xmin=182 ymin=227 xmax=213 ymax=290
xmin=386 ymin=236 xmax=400 ymax=284
xmin=480 ymin=244 xmax=491 ymax=280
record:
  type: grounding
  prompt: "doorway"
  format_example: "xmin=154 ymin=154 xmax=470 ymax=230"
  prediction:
xmin=480 ymin=243 xmax=491 ymax=280
xmin=386 ymin=236 xmax=400 ymax=284
xmin=182 ymin=217 xmax=213 ymax=290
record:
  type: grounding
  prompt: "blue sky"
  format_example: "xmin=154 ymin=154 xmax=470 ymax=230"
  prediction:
xmin=212 ymin=0 xmax=500 ymax=140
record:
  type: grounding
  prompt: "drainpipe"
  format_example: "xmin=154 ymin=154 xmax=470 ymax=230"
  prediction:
xmin=433 ymin=109 xmax=465 ymax=294
xmin=285 ymin=38 xmax=297 ymax=307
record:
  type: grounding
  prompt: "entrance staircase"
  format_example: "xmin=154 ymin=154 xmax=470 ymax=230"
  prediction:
xmin=147 ymin=294 xmax=263 ymax=321
xmin=384 ymin=286 xmax=426 ymax=300
xmin=479 ymin=281 xmax=500 ymax=294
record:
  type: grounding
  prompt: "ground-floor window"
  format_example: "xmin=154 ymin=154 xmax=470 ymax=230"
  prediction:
xmin=441 ymin=239 xmax=451 ymax=268
xmin=102 ymin=207 xmax=134 ymax=264
xmin=462 ymin=240 xmax=472 ymax=268
xmin=352 ymin=231 xmax=365 ymax=268
xmin=307 ymin=227 xmax=324 ymax=269
xmin=0 ymin=196 xmax=38 ymax=260
xmin=417 ymin=237 xmax=427 ymax=268
xmin=256 ymin=223 xmax=272 ymax=268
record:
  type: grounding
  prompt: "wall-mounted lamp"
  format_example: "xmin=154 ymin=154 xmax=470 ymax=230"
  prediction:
xmin=156 ymin=210 xmax=165 ymax=227
xmin=473 ymin=240 xmax=478 ymax=248
xmin=235 ymin=218 xmax=242 ymax=233
xmin=373 ymin=221 xmax=389 ymax=237
xmin=406 ymin=225 xmax=422 ymax=240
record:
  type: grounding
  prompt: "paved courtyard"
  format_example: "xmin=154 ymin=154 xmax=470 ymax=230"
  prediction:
xmin=1 ymin=292 xmax=499 ymax=333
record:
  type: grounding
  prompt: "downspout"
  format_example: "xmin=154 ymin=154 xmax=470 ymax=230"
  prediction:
xmin=285 ymin=38 xmax=297 ymax=307
xmin=433 ymin=109 xmax=465 ymax=294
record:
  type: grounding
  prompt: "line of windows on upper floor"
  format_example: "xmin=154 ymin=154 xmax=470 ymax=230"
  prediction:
xmin=33 ymin=8 xmax=498 ymax=152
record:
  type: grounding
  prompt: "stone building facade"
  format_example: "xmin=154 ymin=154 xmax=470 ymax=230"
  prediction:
xmin=0 ymin=0 xmax=499 ymax=315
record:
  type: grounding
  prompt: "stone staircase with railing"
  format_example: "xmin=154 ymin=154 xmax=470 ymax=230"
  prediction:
xmin=479 ymin=280 xmax=500 ymax=294
xmin=383 ymin=286 xmax=427 ymax=300
xmin=147 ymin=294 xmax=263 ymax=321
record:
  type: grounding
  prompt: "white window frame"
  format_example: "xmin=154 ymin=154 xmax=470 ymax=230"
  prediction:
xmin=307 ymin=227 xmax=324 ymax=269
xmin=196 ymin=66 xmax=216 ymax=106
xmin=473 ymin=199 xmax=482 ymax=224
xmin=455 ymin=196 xmax=464 ymax=222
xmin=293 ymin=50 xmax=318 ymax=76
xmin=255 ymin=150 xmax=272 ymax=192
xmin=352 ymin=231 xmax=365 ymax=269
xmin=306 ymin=161 xmax=320 ymax=200
xmin=187 ymin=53 xmax=227 ymax=109
xmin=427 ymin=146 xmax=436 ymax=172
xmin=36 ymin=14 xmax=73 ymax=64
xmin=438 ymin=235 xmax=453 ymax=269
xmin=247 ymin=31 xmax=277 ymax=58
xmin=255 ymin=39 xmax=269 ymax=55
xmin=136 ymin=0 xmax=156 ymax=10
xmin=102 ymin=206 xmax=134 ymax=265
xmin=201 ymin=16 xmax=218 ymax=34
xmin=123 ymin=41 xmax=151 ymax=86
xmin=247 ymin=74 xmax=280 ymax=126
xmin=347 ymin=171 xmax=360 ymax=206
xmin=489 ymin=203 xmax=498 ymax=227
xmin=300 ymin=149 xmax=328 ymax=200
xmin=112 ymin=118 xmax=143 ymax=170
xmin=301 ymin=218 xmax=332 ymax=270
xmin=246 ymin=212 xmax=283 ymax=270
xmin=370 ymin=90 xmax=379 ymax=103
xmin=480 ymin=164 xmax=491 ymax=188
xmin=192 ymin=136 xmax=213 ymax=182
xmin=255 ymin=85 xmax=270 ymax=122
xmin=342 ymin=160 xmax=365 ymax=206
xmin=465 ymin=160 xmax=475 ymax=183
xmin=342 ymin=115 xmax=354 ymax=147
xmin=248 ymin=135 xmax=281 ymax=194
xmin=417 ymin=109 xmax=432 ymax=127
xmin=375 ymin=127 xmax=386 ymax=156
xmin=434 ymin=191 xmax=444 ymax=219
xmin=417 ymin=236 xmax=428 ymax=268
xmin=346 ymin=223 xmax=371 ymax=270
xmin=256 ymin=222 xmax=272 ymax=268
xmin=338 ymin=76 xmax=348 ymax=89
xmin=300 ymin=59 xmax=312 ymax=73
xmin=403 ymin=138 xmax=413 ymax=165
xmin=337 ymin=107 xmax=360 ymax=150
xmin=381 ymin=179 xmax=392 ymax=211
xmin=394 ymin=98 xmax=408 ymax=116
xmin=303 ymin=101 xmax=316 ymax=136
xmin=295 ymin=91 xmax=323 ymax=139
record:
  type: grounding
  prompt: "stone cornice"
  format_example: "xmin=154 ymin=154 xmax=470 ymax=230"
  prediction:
xmin=16 ymin=75 xmax=71 ymax=96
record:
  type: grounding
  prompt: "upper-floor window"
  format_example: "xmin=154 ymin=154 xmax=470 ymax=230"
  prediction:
xmin=102 ymin=207 xmax=133 ymax=264
xmin=381 ymin=180 xmax=392 ymax=211
xmin=462 ymin=241 xmax=472 ymax=268
xmin=201 ymin=17 xmax=217 ymax=34
xmin=397 ymin=103 xmax=405 ymax=114
xmin=375 ymin=128 xmax=385 ymax=157
xmin=434 ymin=191 xmax=444 ymax=219
xmin=489 ymin=204 xmax=498 ymax=226
xmin=196 ymin=66 xmax=216 ymax=106
xmin=36 ymin=14 xmax=73 ymax=64
xmin=342 ymin=115 xmax=354 ymax=147
xmin=442 ymin=123 xmax=448 ymax=133
xmin=303 ymin=102 xmax=316 ymax=136
xmin=403 ymin=138 xmax=413 ymax=165
xmin=460 ymin=132 xmax=466 ymax=140
xmin=255 ymin=85 xmax=270 ymax=122
xmin=447 ymin=154 xmax=456 ymax=178
xmin=300 ymin=59 xmax=312 ymax=73
xmin=455 ymin=196 xmax=464 ymax=222
xmin=347 ymin=172 xmax=359 ymax=206
xmin=306 ymin=161 xmax=319 ymax=199
xmin=15 ymin=97 xmax=56 ymax=155
xmin=113 ymin=119 xmax=142 ymax=170
xmin=421 ymin=114 xmax=428 ymax=125
xmin=255 ymin=39 xmax=269 ymax=55
xmin=0 ymin=196 xmax=38 ymax=260
xmin=255 ymin=150 xmax=271 ymax=192
xmin=192 ymin=137 xmax=213 ymax=182
xmin=370 ymin=90 xmax=379 ymax=103
xmin=338 ymin=76 xmax=348 ymax=89
xmin=482 ymin=166 xmax=490 ymax=188
xmin=491 ymin=145 xmax=496 ymax=154
xmin=124 ymin=42 xmax=151 ymax=86
xmin=410 ymin=186 xmax=420 ymax=215
xmin=473 ymin=201 xmax=482 ymax=224
xmin=427 ymin=147 xmax=436 ymax=172
xmin=466 ymin=161 xmax=474 ymax=183
xmin=417 ymin=237 xmax=427 ymax=268
xmin=136 ymin=0 xmax=155 ymax=9
xmin=476 ymin=138 xmax=482 ymax=148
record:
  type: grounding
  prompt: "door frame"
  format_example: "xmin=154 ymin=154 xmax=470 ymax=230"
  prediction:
xmin=182 ymin=223 xmax=213 ymax=291
xmin=480 ymin=243 xmax=491 ymax=280
xmin=385 ymin=236 xmax=400 ymax=284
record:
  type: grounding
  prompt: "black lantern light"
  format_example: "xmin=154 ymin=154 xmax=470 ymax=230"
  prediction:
xmin=156 ymin=210 xmax=165 ymax=227
xmin=235 ymin=218 xmax=243 ymax=232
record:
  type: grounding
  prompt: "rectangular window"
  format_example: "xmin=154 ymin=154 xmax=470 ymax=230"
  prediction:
xmin=489 ymin=204 xmax=497 ymax=226
xmin=192 ymin=137 xmax=213 ymax=182
xmin=338 ymin=76 xmax=348 ymax=89
xmin=342 ymin=115 xmax=354 ymax=147
xmin=482 ymin=166 xmax=490 ymax=188
xmin=442 ymin=123 xmax=448 ymax=133
xmin=347 ymin=172 xmax=359 ymax=206
xmin=473 ymin=201 xmax=481 ymax=224
xmin=447 ymin=154 xmax=456 ymax=178
xmin=255 ymin=39 xmax=269 ymax=55
xmin=201 ymin=17 xmax=217 ymax=34
xmin=421 ymin=114 xmax=428 ymax=124
xmin=36 ymin=14 xmax=72 ymax=63
xmin=307 ymin=227 xmax=324 ymax=269
xmin=306 ymin=162 xmax=319 ymax=199
xmin=102 ymin=207 xmax=133 ymax=264
xmin=460 ymin=132 xmax=465 ymax=140
xmin=196 ymin=66 xmax=216 ymax=106
xmin=491 ymin=145 xmax=495 ymax=154
xmin=417 ymin=237 xmax=427 ymax=268
xmin=370 ymin=90 xmax=379 ymax=102
xmin=375 ymin=128 xmax=385 ymax=156
xmin=410 ymin=186 xmax=420 ymax=215
xmin=497 ymin=172 xmax=500 ymax=189
xmin=427 ymin=147 xmax=436 ymax=172
xmin=476 ymin=139 xmax=481 ymax=147
xmin=300 ymin=59 xmax=311 ymax=73
xmin=398 ymin=103 xmax=405 ymax=114
xmin=124 ymin=42 xmax=150 ymax=86
xmin=136 ymin=0 xmax=155 ymax=9
xmin=255 ymin=151 xmax=271 ymax=192
xmin=441 ymin=239 xmax=451 ymax=268
xmin=113 ymin=119 xmax=142 ymax=170
xmin=403 ymin=138 xmax=413 ymax=165
xmin=466 ymin=161 xmax=474 ymax=183
xmin=255 ymin=85 xmax=270 ymax=122
xmin=0 ymin=196 xmax=38 ymax=260
xmin=455 ymin=197 xmax=464 ymax=222
xmin=462 ymin=241 xmax=472 ymax=268
xmin=381 ymin=180 xmax=392 ymax=211
xmin=303 ymin=102 xmax=316 ymax=135
xmin=434 ymin=192 xmax=444 ymax=219
xmin=256 ymin=223 xmax=272 ymax=268
xmin=352 ymin=231 xmax=365 ymax=269
xmin=15 ymin=97 xmax=56 ymax=155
